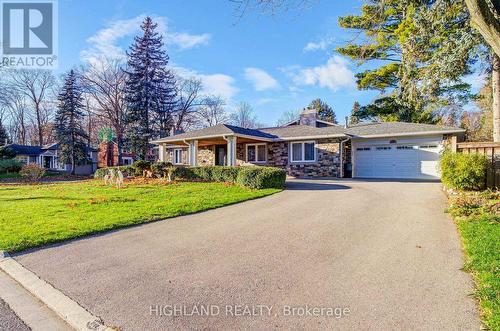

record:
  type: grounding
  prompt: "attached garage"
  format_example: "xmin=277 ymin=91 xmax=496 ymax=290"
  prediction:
xmin=352 ymin=136 xmax=444 ymax=179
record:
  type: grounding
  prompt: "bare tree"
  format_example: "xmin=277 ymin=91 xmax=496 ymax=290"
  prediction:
xmin=174 ymin=77 xmax=205 ymax=131
xmin=2 ymin=90 xmax=29 ymax=144
xmin=81 ymin=58 xmax=127 ymax=163
xmin=196 ymin=96 xmax=228 ymax=128
xmin=276 ymin=108 xmax=300 ymax=126
xmin=8 ymin=69 xmax=55 ymax=146
xmin=229 ymin=101 xmax=261 ymax=128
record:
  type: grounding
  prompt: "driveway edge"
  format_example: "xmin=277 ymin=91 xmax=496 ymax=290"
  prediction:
xmin=0 ymin=252 xmax=114 ymax=331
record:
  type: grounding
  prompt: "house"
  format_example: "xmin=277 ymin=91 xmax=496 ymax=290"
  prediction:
xmin=97 ymin=141 xmax=158 ymax=167
xmin=5 ymin=143 xmax=98 ymax=175
xmin=151 ymin=108 xmax=465 ymax=180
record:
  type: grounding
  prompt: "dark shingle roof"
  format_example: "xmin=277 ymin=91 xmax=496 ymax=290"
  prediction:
xmin=151 ymin=121 xmax=464 ymax=144
xmin=345 ymin=122 xmax=464 ymax=137
xmin=4 ymin=144 xmax=42 ymax=155
xmin=259 ymin=125 xmax=345 ymax=138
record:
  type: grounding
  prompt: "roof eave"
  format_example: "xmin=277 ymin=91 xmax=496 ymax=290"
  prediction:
xmin=348 ymin=129 xmax=465 ymax=139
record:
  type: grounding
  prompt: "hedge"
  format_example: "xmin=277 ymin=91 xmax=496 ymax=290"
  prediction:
xmin=94 ymin=164 xmax=286 ymax=189
xmin=174 ymin=166 xmax=286 ymax=189
xmin=440 ymin=151 xmax=489 ymax=191
xmin=0 ymin=159 xmax=23 ymax=174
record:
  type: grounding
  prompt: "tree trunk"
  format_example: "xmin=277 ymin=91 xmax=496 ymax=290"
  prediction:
xmin=466 ymin=0 xmax=500 ymax=57
xmin=493 ymin=54 xmax=500 ymax=142
xmin=35 ymin=103 xmax=43 ymax=146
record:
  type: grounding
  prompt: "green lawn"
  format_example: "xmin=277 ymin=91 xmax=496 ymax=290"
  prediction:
xmin=0 ymin=180 xmax=280 ymax=252
xmin=448 ymin=191 xmax=499 ymax=330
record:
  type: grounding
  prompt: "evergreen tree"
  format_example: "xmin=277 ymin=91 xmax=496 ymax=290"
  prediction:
xmin=124 ymin=17 xmax=177 ymax=159
xmin=55 ymin=70 xmax=88 ymax=175
xmin=308 ymin=98 xmax=337 ymax=124
xmin=0 ymin=120 xmax=8 ymax=146
xmin=349 ymin=101 xmax=360 ymax=125
xmin=337 ymin=0 xmax=483 ymax=123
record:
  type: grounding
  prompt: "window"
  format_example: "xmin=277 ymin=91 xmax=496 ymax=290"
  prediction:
xmin=246 ymin=144 xmax=266 ymax=163
xmin=419 ymin=145 xmax=438 ymax=149
xmin=376 ymin=146 xmax=391 ymax=150
xmin=356 ymin=147 xmax=371 ymax=151
xmin=290 ymin=141 xmax=316 ymax=162
xmin=396 ymin=145 xmax=416 ymax=150
xmin=173 ymin=149 xmax=183 ymax=164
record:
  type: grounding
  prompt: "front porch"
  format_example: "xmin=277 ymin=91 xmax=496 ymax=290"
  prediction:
xmin=158 ymin=135 xmax=273 ymax=167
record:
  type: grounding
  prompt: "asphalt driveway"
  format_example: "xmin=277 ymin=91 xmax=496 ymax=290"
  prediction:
xmin=15 ymin=179 xmax=480 ymax=330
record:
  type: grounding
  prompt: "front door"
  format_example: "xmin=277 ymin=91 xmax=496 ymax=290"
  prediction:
xmin=215 ymin=145 xmax=227 ymax=166
xmin=43 ymin=156 xmax=52 ymax=169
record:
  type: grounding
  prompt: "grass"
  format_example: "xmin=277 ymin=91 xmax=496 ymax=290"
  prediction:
xmin=448 ymin=191 xmax=499 ymax=330
xmin=0 ymin=171 xmax=63 ymax=180
xmin=0 ymin=173 xmax=20 ymax=179
xmin=0 ymin=180 xmax=280 ymax=252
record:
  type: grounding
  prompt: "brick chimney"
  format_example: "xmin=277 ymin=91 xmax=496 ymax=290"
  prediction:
xmin=299 ymin=107 xmax=318 ymax=127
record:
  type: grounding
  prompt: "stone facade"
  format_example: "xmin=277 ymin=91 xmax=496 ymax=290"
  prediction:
xmin=165 ymin=138 xmax=341 ymax=177
xmin=285 ymin=139 xmax=341 ymax=177
xmin=198 ymin=146 xmax=215 ymax=166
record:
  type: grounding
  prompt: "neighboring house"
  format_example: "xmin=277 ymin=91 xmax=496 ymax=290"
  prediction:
xmin=97 ymin=141 xmax=158 ymax=167
xmin=152 ymin=108 xmax=465 ymax=180
xmin=98 ymin=141 xmax=135 ymax=167
xmin=5 ymin=143 xmax=98 ymax=175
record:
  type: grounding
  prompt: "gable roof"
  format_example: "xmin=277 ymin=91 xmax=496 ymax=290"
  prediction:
xmin=3 ymin=144 xmax=42 ymax=155
xmin=345 ymin=122 xmax=464 ymax=138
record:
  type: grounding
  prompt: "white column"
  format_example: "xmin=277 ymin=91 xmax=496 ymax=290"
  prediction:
xmin=188 ymin=140 xmax=198 ymax=166
xmin=225 ymin=136 xmax=237 ymax=166
xmin=158 ymin=144 xmax=166 ymax=162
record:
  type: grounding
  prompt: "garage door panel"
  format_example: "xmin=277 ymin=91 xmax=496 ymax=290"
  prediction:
xmin=354 ymin=141 xmax=442 ymax=179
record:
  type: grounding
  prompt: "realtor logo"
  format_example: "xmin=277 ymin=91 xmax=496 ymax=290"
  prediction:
xmin=0 ymin=0 xmax=57 ymax=68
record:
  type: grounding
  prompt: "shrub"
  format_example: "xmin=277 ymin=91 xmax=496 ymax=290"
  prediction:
xmin=171 ymin=166 xmax=196 ymax=180
xmin=170 ymin=165 xmax=286 ymax=189
xmin=94 ymin=166 xmax=134 ymax=179
xmin=151 ymin=162 xmax=179 ymax=181
xmin=132 ymin=160 xmax=151 ymax=176
xmin=0 ymin=147 xmax=16 ymax=159
xmin=440 ymin=151 xmax=489 ymax=190
xmin=236 ymin=167 xmax=286 ymax=189
xmin=19 ymin=163 xmax=45 ymax=181
xmin=0 ymin=159 xmax=23 ymax=174
xmin=210 ymin=166 xmax=240 ymax=183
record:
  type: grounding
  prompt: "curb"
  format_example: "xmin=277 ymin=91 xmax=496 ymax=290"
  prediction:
xmin=0 ymin=252 xmax=114 ymax=331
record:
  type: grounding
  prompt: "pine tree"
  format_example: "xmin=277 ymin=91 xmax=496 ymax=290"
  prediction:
xmin=0 ymin=120 xmax=8 ymax=146
xmin=55 ymin=70 xmax=88 ymax=175
xmin=124 ymin=17 xmax=177 ymax=159
xmin=308 ymin=98 xmax=337 ymax=124
xmin=349 ymin=101 xmax=360 ymax=125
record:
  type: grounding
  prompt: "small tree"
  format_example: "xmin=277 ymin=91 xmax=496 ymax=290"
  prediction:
xmin=349 ymin=101 xmax=361 ymax=125
xmin=55 ymin=70 xmax=89 ymax=175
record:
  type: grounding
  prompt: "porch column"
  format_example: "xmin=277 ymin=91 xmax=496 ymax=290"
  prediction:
xmin=158 ymin=144 xmax=167 ymax=162
xmin=188 ymin=140 xmax=198 ymax=166
xmin=225 ymin=136 xmax=237 ymax=166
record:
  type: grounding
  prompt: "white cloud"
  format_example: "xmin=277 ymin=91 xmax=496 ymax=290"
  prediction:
xmin=167 ymin=32 xmax=211 ymax=50
xmin=198 ymin=73 xmax=238 ymax=99
xmin=303 ymin=37 xmax=334 ymax=52
xmin=291 ymin=55 xmax=355 ymax=91
xmin=244 ymin=67 xmax=280 ymax=91
xmin=173 ymin=66 xmax=239 ymax=100
xmin=81 ymin=15 xmax=211 ymax=63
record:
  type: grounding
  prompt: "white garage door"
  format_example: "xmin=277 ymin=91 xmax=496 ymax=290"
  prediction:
xmin=353 ymin=141 xmax=442 ymax=179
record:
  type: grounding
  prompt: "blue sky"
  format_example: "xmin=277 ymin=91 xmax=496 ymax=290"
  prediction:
xmin=57 ymin=0 xmax=385 ymax=126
